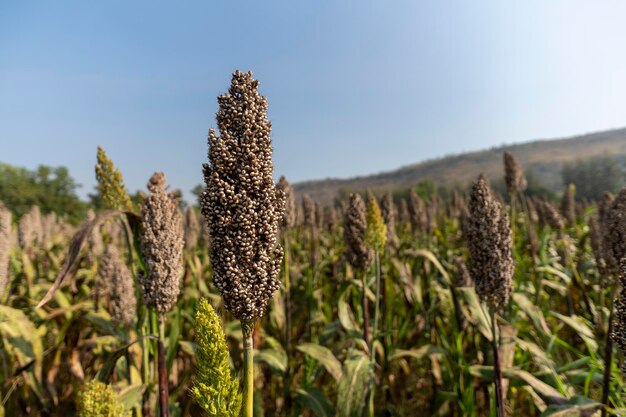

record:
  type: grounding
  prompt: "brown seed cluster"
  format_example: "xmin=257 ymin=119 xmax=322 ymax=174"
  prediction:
xmin=589 ymin=215 xmax=608 ymax=278
xmin=184 ymin=207 xmax=201 ymax=251
xmin=0 ymin=202 xmax=12 ymax=296
xmin=344 ymin=193 xmax=373 ymax=272
xmin=605 ymin=189 xmax=626 ymax=275
xmin=201 ymin=70 xmax=285 ymax=322
xmin=407 ymin=190 xmax=425 ymax=232
xmin=463 ymin=175 xmax=515 ymax=308
xmin=99 ymin=245 xmax=137 ymax=327
xmin=325 ymin=205 xmax=338 ymax=233
xmin=455 ymin=257 xmax=473 ymax=287
xmin=277 ymin=176 xmax=296 ymax=229
xmin=302 ymin=194 xmax=316 ymax=230
xmin=380 ymin=192 xmax=398 ymax=247
xmin=537 ymin=200 xmax=564 ymax=231
xmin=503 ymin=152 xmax=527 ymax=195
xmin=611 ymin=258 xmax=626 ymax=373
xmin=139 ymin=172 xmax=184 ymax=314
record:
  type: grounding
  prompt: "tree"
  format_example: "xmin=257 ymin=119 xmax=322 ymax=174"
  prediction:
xmin=0 ymin=162 xmax=87 ymax=223
xmin=561 ymin=154 xmax=625 ymax=200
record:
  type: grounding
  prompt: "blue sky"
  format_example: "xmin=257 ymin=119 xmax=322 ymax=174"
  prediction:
xmin=1 ymin=1 xmax=626 ymax=201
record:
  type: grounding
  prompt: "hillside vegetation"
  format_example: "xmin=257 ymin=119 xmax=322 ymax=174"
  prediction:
xmin=295 ymin=127 xmax=626 ymax=203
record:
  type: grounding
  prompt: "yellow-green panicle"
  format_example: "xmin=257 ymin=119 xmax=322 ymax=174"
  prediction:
xmin=191 ymin=298 xmax=242 ymax=417
xmin=95 ymin=146 xmax=134 ymax=211
xmin=76 ymin=380 xmax=130 ymax=417
xmin=366 ymin=196 xmax=387 ymax=252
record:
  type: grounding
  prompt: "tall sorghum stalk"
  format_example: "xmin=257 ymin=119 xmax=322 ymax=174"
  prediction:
xmin=0 ymin=202 xmax=11 ymax=299
xmin=464 ymin=175 xmax=514 ymax=417
xmin=344 ymin=193 xmax=374 ymax=347
xmin=365 ymin=195 xmax=387 ymax=416
xmin=278 ymin=175 xmax=296 ymax=411
xmin=603 ymin=189 xmax=626 ymax=416
xmin=139 ymin=172 xmax=184 ymax=417
xmin=98 ymin=244 xmax=137 ymax=383
xmin=561 ymin=184 xmax=576 ymax=228
xmin=201 ymin=70 xmax=285 ymax=417
xmin=302 ymin=194 xmax=318 ymax=340
xmin=503 ymin=151 xmax=527 ymax=245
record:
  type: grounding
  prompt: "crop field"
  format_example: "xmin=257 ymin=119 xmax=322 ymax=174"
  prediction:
xmin=1 ymin=71 xmax=626 ymax=417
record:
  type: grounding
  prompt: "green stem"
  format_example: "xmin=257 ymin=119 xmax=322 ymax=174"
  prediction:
xmin=491 ymin=309 xmax=505 ymax=417
xmin=367 ymin=250 xmax=382 ymax=417
xmin=242 ymin=319 xmax=255 ymax=417
xmin=602 ymin=285 xmax=616 ymax=417
xmin=158 ymin=317 xmax=169 ymax=417
xmin=510 ymin=193 xmax=517 ymax=249
xmin=283 ymin=236 xmax=292 ymax=412
xmin=371 ymin=250 xmax=381 ymax=358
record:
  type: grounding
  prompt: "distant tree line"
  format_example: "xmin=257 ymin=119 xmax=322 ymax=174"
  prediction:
xmin=0 ymin=162 xmax=88 ymax=223
xmin=561 ymin=154 xmax=625 ymax=200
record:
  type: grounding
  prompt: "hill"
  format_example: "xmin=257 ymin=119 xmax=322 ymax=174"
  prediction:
xmin=293 ymin=127 xmax=626 ymax=204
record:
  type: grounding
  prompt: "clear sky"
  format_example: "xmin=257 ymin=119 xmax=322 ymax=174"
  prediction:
xmin=1 ymin=1 xmax=625 ymax=201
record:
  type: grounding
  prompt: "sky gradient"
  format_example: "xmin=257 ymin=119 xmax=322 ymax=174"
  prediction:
xmin=1 ymin=1 xmax=626 ymax=201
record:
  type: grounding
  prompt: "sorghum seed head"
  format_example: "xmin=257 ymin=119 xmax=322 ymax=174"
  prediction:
xmin=611 ymin=258 xmax=626 ymax=373
xmin=325 ymin=205 xmax=338 ymax=232
xmin=139 ymin=172 xmax=184 ymax=314
xmin=0 ymin=202 xmax=11 ymax=297
xmin=95 ymin=146 xmax=134 ymax=212
xmin=380 ymin=192 xmax=398 ymax=247
xmin=539 ymin=200 xmax=564 ymax=231
xmin=277 ymin=176 xmax=296 ymax=229
xmin=99 ymin=244 xmax=137 ymax=327
xmin=407 ymin=189 xmax=425 ymax=232
xmin=200 ymin=70 xmax=285 ymax=322
xmin=365 ymin=195 xmax=387 ymax=252
xmin=503 ymin=151 xmax=527 ymax=195
xmin=463 ymin=174 xmax=515 ymax=308
xmin=344 ymin=193 xmax=373 ymax=271
xmin=605 ymin=188 xmax=626 ymax=275
xmin=18 ymin=205 xmax=42 ymax=249
xmin=184 ymin=207 xmax=201 ymax=251
xmin=302 ymin=194 xmax=316 ymax=229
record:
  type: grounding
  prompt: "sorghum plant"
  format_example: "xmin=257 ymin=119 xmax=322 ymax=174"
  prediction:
xmin=201 ymin=70 xmax=285 ymax=417
xmin=464 ymin=174 xmax=514 ymax=417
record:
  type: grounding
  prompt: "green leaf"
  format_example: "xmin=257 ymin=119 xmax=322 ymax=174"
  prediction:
xmin=337 ymin=354 xmax=371 ymax=417
xmin=457 ymin=287 xmax=492 ymax=341
xmin=178 ymin=341 xmax=196 ymax=356
xmin=297 ymin=343 xmax=343 ymax=382
xmin=338 ymin=298 xmax=358 ymax=333
xmin=539 ymin=396 xmax=601 ymax=416
xmin=513 ymin=292 xmax=550 ymax=334
xmin=469 ymin=366 xmax=568 ymax=407
xmin=254 ymin=349 xmax=286 ymax=375
xmin=389 ymin=345 xmax=444 ymax=362
xmin=296 ymin=387 xmax=334 ymax=417
xmin=408 ymin=249 xmax=451 ymax=286
xmin=551 ymin=312 xmax=598 ymax=352
xmin=117 ymin=384 xmax=146 ymax=411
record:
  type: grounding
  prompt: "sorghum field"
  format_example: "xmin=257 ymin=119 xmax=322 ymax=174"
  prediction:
xmin=2 ymin=71 xmax=626 ymax=417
